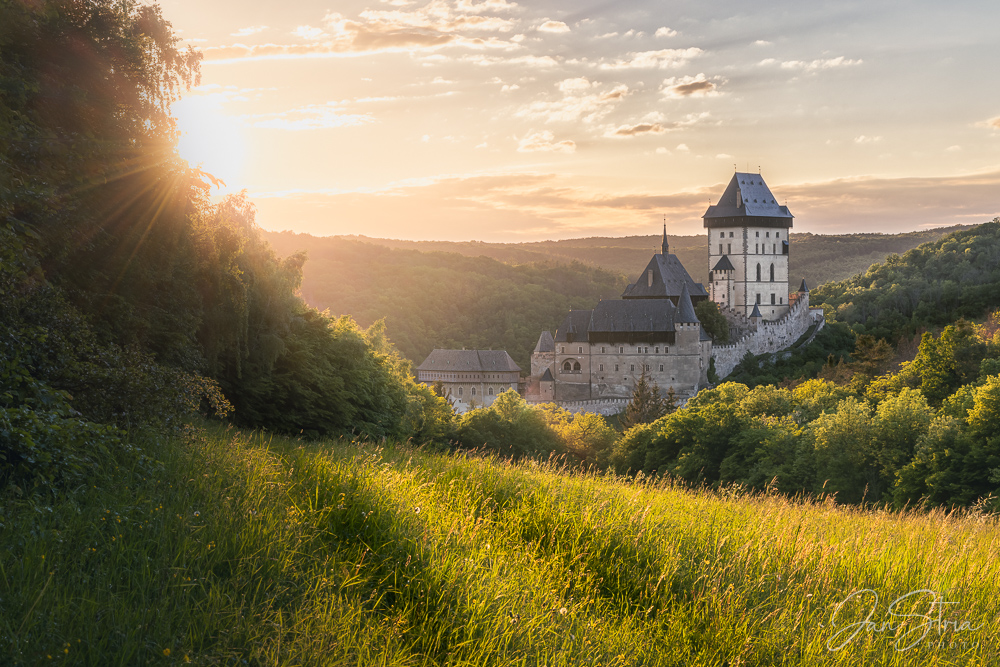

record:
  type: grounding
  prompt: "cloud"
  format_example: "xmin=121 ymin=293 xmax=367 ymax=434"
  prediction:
xmin=245 ymin=103 xmax=372 ymax=131
xmin=231 ymin=26 xmax=268 ymax=37
xmin=455 ymin=0 xmax=519 ymax=12
xmin=537 ymin=20 xmax=570 ymax=33
xmin=661 ymin=73 xmax=721 ymax=98
xmin=760 ymin=56 xmax=862 ymax=72
xmin=557 ymin=77 xmax=592 ymax=93
xmin=293 ymin=25 xmax=326 ymax=40
xmin=606 ymin=123 xmax=666 ymax=137
xmin=517 ymin=130 xmax=575 ymax=152
xmin=982 ymin=116 xmax=1000 ymax=130
xmin=854 ymin=135 xmax=883 ymax=144
xmin=204 ymin=3 xmax=523 ymax=62
xmin=655 ymin=27 xmax=677 ymax=38
xmin=515 ymin=84 xmax=628 ymax=123
xmin=598 ymin=47 xmax=702 ymax=70
xmin=752 ymin=40 xmax=772 ymax=46
xmin=945 ymin=145 xmax=962 ymax=152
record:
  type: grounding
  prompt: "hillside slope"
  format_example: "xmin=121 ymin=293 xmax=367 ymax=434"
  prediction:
xmin=5 ymin=427 xmax=997 ymax=665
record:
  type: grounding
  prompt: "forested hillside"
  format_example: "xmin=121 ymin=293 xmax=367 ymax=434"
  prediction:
xmin=273 ymin=225 xmax=968 ymax=293
xmin=265 ymin=232 xmax=627 ymax=369
xmin=0 ymin=0 xmax=452 ymax=492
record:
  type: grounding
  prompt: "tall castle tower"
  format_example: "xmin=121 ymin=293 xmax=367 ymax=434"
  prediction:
xmin=703 ymin=172 xmax=793 ymax=321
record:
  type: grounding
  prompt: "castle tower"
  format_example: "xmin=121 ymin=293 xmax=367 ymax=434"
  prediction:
xmin=703 ymin=172 xmax=793 ymax=320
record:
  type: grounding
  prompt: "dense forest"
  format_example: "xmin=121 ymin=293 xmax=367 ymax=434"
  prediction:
xmin=0 ymin=0 xmax=452 ymax=491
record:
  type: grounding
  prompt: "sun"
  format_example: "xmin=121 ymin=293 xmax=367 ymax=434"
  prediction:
xmin=173 ymin=95 xmax=246 ymax=190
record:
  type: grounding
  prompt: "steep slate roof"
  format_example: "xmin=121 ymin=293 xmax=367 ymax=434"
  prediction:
xmin=534 ymin=330 xmax=555 ymax=353
xmin=417 ymin=349 xmax=521 ymax=372
xmin=798 ymin=278 xmax=809 ymax=292
xmin=622 ymin=253 xmax=708 ymax=301
xmin=589 ymin=299 xmax=676 ymax=334
xmin=749 ymin=303 xmax=763 ymax=319
xmin=674 ymin=283 xmax=700 ymax=324
xmin=712 ymin=255 xmax=736 ymax=272
xmin=539 ymin=368 xmax=554 ymax=382
xmin=554 ymin=309 xmax=595 ymax=342
xmin=703 ymin=172 xmax=793 ymax=226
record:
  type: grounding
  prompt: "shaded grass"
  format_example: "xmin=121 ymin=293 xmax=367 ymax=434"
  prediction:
xmin=1 ymin=425 xmax=998 ymax=665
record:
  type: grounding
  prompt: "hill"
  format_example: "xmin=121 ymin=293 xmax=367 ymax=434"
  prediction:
xmin=269 ymin=225 xmax=972 ymax=291
xmin=4 ymin=425 xmax=997 ymax=664
xmin=263 ymin=232 xmax=628 ymax=370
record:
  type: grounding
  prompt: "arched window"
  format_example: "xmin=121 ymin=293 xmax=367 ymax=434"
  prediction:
xmin=458 ymin=387 xmax=463 ymax=396
xmin=471 ymin=387 xmax=476 ymax=396
xmin=573 ymin=361 xmax=581 ymax=371
xmin=488 ymin=387 xmax=494 ymax=396
xmin=770 ymin=264 xmax=775 ymax=282
xmin=756 ymin=264 xmax=762 ymax=282
xmin=562 ymin=360 xmax=573 ymax=372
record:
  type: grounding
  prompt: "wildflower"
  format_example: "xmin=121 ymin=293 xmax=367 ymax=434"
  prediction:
xmin=414 ymin=507 xmax=421 ymax=514
xmin=164 ymin=648 xmax=171 ymax=656
xmin=559 ymin=607 xmax=568 ymax=615
xmin=194 ymin=511 xmax=200 ymax=517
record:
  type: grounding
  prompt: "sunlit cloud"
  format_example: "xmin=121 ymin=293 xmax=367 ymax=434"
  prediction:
xmin=854 ymin=135 xmax=883 ymax=144
xmin=463 ymin=54 xmax=559 ymax=67
xmin=536 ymin=20 xmax=570 ymax=33
xmin=455 ymin=0 xmax=520 ymax=12
xmin=605 ymin=122 xmax=666 ymax=138
xmin=655 ymin=26 xmax=677 ymax=38
xmin=517 ymin=130 xmax=576 ymax=152
xmin=981 ymin=116 xmax=1000 ymax=130
xmin=293 ymin=25 xmax=327 ymax=40
xmin=231 ymin=25 xmax=268 ymax=37
xmin=557 ymin=77 xmax=592 ymax=93
xmin=598 ymin=47 xmax=702 ymax=70
xmin=515 ymin=84 xmax=628 ymax=124
xmin=752 ymin=40 xmax=772 ymax=46
xmin=661 ymin=73 xmax=721 ymax=98
xmin=759 ymin=55 xmax=862 ymax=72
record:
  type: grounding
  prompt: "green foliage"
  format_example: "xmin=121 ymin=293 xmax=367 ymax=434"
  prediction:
xmin=455 ymin=390 xmax=563 ymax=458
xmin=813 ymin=220 xmax=1000 ymax=341
xmin=725 ymin=322 xmax=856 ymax=387
xmin=620 ymin=369 xmax=674 ymax=431
xmin=695 ymin=299 xmax=729 ymax=343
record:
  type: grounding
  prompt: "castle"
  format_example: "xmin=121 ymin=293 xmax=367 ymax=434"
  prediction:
xmin=524 ymin=172 xmax=824 ymax=413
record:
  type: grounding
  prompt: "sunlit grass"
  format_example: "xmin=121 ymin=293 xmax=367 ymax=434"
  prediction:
xmin=1 ymin=425 xmax=997 ymax=665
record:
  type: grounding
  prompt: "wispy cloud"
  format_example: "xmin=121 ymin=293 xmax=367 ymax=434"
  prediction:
xmin=536 ymin=20 xmax=570 ymax=33
xmin=517 ymin=130 xmax=575 ymax=152
xmin=605 ymin=122 xmax=666 ymax=137
xmin=245 ymin=103 xmax=372 ymax=131
xmin=515 ymin=83 xmax=628 ymax=123
xmin=598 ymin=47 xmax=702 ymax=70
xmin=661 ymin=73 xmax=721 ymax=98
xmin=981 ymin=116 xmax=1000 ymax=130
xmin=853 ymin=135 xmax=883 ymax=144
xmin=231 ymin=26 xmax=269 ymax=37
xmin=759 ymin=55 xmax=862 ymax=72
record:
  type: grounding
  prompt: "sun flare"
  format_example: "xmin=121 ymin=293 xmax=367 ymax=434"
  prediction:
xmin=173 ymin=95 xmax=246 ymax=190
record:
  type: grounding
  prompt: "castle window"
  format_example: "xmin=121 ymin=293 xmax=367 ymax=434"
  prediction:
xmin=780 ymin=297 xmax=784 ymax=304
xmin=655 ymin=346 xmax=659 ymax=353
xmin=756 ymin=294 xmax=761 ymax=304
xmin=599 ymin=364 xmax=604 ymax=371
xmin=729 ymin=232 xmax=734 ymax=238
xmin=776 ymin=232 xmax=780 ymax=238
xmin=637 ymin=347 xmax=641 ymax=354
xmin=578 ymin=346 xmax=583 ymax=353
xmin=573 ymin=361 xmax=581 ymax=372
xmin=615 ymin=364 xmax=619 ymax=372
xmin=665 ymin=346 xmax=669 ymax=353
xmin=630 ymin=364 xmax=635 ymax=372
xmin=561 ymin=346 xmax=565 ymax=353
xmin=756 ymin=231 xmax=760 ymax=237
xmin=773 ymin=244 xmax=776 ymax=254
xmin=727 ymin=243 xmax=731 ymax=254
xmin=619 ymin=347 xmax=624 ymax=354
xmin=766 ymin=232 xmax=770 ymax=238
xmin=756 ymin=264 xmax=762 ymax=281
xmin=771 ymin=294 xmax=776 ymax=305
xmin=645 ymin=365 xmax=650 ymax=372
xmin=770 ymin=264 xmax=775 ymax=282
xmin=489 ymin=387 xmax=494 ymax=396
xmin=458 ymin=387 xmax=463 ymax=396
xmin=719 ymin=243 xmax=723 ymax=254
xmin=601 ymin=347 xmax=606 ymax=353
xmin=562 ymin=360 xmax=573 ymax=372
xmin=659 ymin=364 xmax=664 ymax=371
xmin=472 ymin=387 xmax=476 ymax=396
xmin=720 ymin=231 xmax=724 ymax=238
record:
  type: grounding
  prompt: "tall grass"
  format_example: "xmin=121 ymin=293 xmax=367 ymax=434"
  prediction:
xmin=1 ymin=425 xmax=997 ymax=665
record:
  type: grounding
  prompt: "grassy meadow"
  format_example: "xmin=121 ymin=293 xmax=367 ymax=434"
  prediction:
xmin=2 ymin=426 xmax=998 ymax=666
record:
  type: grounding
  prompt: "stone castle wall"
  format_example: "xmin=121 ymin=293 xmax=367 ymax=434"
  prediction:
xmin=711 ymin=292 xmax=825 ymax=379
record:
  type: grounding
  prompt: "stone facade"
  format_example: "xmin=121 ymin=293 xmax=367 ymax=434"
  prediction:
xmin=416 ymin=349 xmax=520 ymax=414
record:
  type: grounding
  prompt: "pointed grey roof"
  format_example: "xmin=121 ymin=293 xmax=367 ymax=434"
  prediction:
xmin=675 ymin=283 xmax=699 ymax=324
xmin=534 ymin=330 xmax=555 ymax=353
xmin=700 ymin=326 xmax=712 ymax=342
xmin=661 ymin=223 xmax=669 ymax=255
xmin=539 ymin=368 xmax=554 ymax=382
xmin=622 ymin=253 xmax=708 ymax=301
xmin=749 ymin=303 xmax=763 ymax=319
xmin=798 ymin=278 xmax=809 ymax=293
xmin=712 ymin=255 xmax=735 ymax=272
xmin=417 ymin=349 xmax=521 ymax=372
xmin=703 ymin=172 xmax=793 ymax=228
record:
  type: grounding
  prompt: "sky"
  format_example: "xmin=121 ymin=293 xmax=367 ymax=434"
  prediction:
xmin=160 ymin=0 xmax=1000 ymax=241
